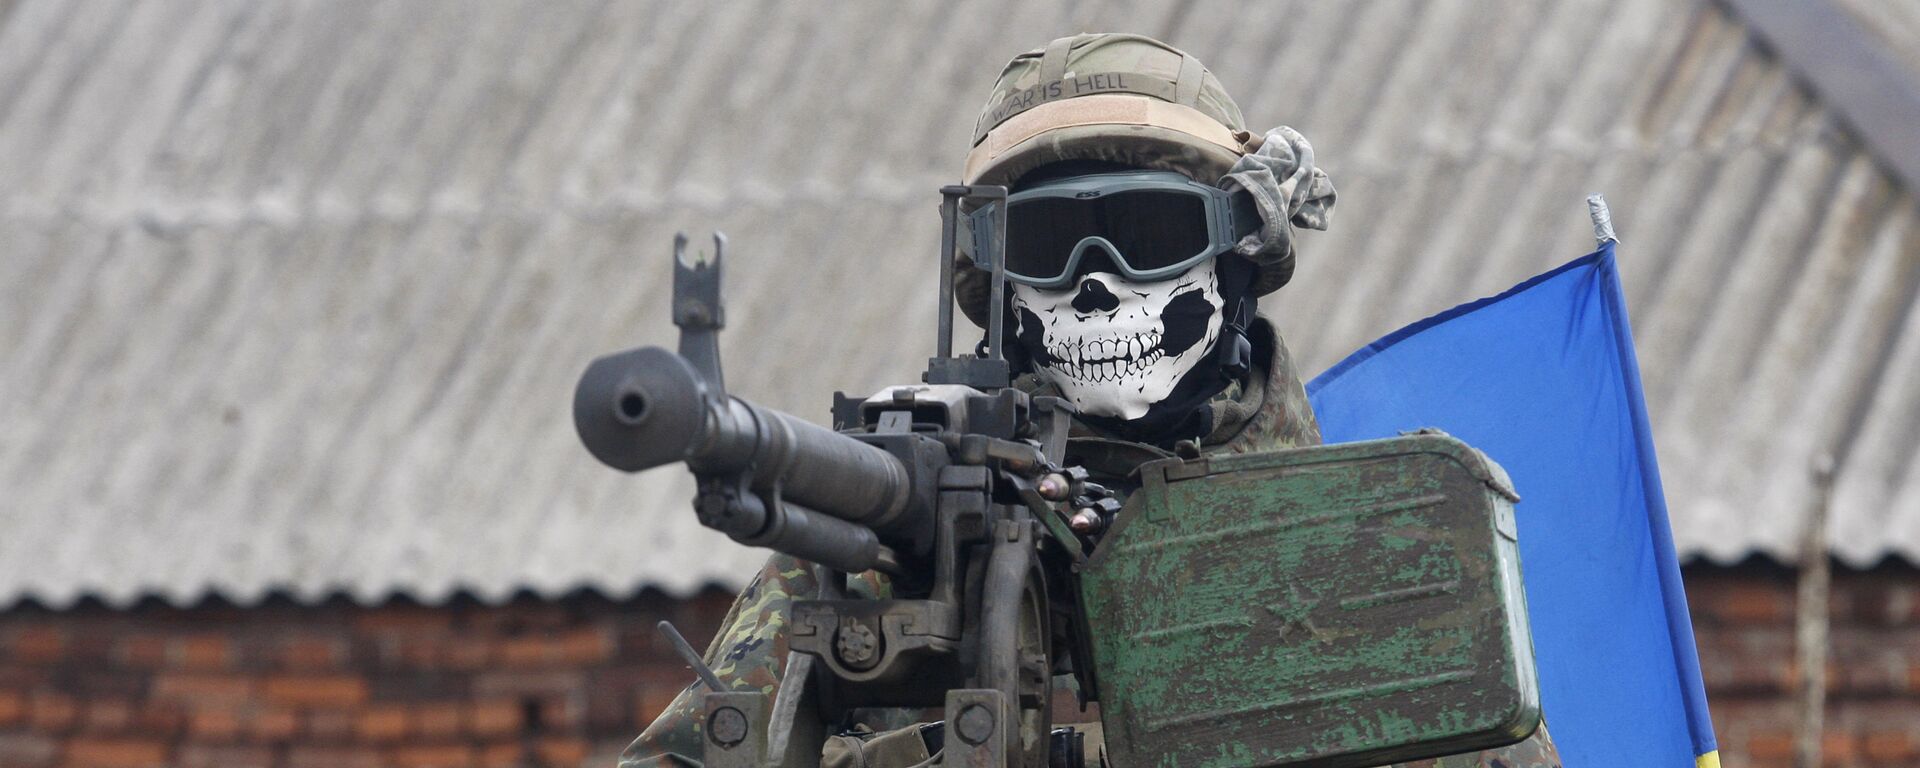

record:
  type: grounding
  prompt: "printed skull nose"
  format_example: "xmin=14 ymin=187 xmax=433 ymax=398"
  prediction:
xmin=1071 ymin=278 xmax=1121 ymax=314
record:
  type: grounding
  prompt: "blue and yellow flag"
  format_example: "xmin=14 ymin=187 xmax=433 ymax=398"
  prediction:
xmin=1307 ymin=243 xmax=1718 ymax=767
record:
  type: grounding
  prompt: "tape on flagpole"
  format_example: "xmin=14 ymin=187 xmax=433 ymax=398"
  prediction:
xmin=1587 ymin=193 xmax=1618 ymax=245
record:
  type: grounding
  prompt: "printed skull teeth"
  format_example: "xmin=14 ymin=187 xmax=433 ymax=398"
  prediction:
xmin=1010 ymin=263 xmax=1226 ymax=421
xmin=1044 ymin=332 xmax=1167 ymax=384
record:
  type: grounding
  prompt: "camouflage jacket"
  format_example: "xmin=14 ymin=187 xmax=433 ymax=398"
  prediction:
xmin=619 ymin=319 xmax=1560 ymax=768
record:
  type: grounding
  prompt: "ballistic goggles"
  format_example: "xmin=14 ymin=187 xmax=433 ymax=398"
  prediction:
xmin=969 ymin=171 xmax=1261 ymax=290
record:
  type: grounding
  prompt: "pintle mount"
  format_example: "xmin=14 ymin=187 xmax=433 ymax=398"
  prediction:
xmin=926 ymin=184 xmax=1012 ymax=389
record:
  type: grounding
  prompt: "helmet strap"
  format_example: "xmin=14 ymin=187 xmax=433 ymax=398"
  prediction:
xmin=1212 ymin=253 xmax=1258 ymax=383
xmin=1217 ymin=295 xmax=1252 ymax=382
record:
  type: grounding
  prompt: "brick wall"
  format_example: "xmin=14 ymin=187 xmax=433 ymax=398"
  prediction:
xmin=1687 ymin=559 xmax=1920 ymax=768
xmin=2 ymin=562 xmax=1916 ymax=768
xmin=0 ymin=590 xmax=733 ymax=768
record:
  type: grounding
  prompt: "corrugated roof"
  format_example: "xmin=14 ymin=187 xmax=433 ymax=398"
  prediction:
xmin=4 ymin=0 xmax=1918 ymax=608
xmin=1831 ymin=0 xmax=1920 ymax=79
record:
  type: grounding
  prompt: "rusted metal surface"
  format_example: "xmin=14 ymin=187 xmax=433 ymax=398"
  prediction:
xmin=1080 ymin=434 xmax=1539 ymax=768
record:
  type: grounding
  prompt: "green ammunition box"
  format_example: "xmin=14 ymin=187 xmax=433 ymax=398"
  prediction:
xmin=1079 ymin=433 xmax=1540 ymax=767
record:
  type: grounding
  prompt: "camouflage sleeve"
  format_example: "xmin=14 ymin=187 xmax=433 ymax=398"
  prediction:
xmin=619 ymin=554 xmax=900 ymax=768
xmin=1388 ymin=721 xmax=1561 ymax=768
xmin=618 ymin=554 xmax=823 ymax=768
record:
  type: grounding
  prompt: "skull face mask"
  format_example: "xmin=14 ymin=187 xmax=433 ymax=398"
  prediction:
xmin=1012 ymin=259 xmax=1225 ymax=420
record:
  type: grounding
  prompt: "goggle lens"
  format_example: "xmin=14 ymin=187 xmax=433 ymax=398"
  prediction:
xmin=1002 ymin=188 xmax=1215 ymax=285
xmin=1003 ymin=196 xmax=1090 ymax=283
xmin=1098 ymin=190 xmax=1212 ymax=271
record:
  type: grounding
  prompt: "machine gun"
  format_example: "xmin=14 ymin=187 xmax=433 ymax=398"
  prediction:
xmin=574 ymin=186 xmax=1543 ymax=768
xmin=576 ymin=187 xmax=1109 ymax=768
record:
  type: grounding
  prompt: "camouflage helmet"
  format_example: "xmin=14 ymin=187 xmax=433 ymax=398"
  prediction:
xmin=956 ymin=33 xmax=1279 ymax=328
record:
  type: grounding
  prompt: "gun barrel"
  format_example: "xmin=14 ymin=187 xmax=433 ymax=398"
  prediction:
xmin=574 ymin=346 xmax=916 ymax=550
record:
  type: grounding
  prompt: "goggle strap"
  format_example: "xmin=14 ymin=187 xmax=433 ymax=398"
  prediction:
xmin=1229 ymin=189 xmax=1262 ymax=241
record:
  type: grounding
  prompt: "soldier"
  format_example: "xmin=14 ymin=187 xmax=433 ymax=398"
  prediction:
xmin=621 ymin=33 xmax=1561 ymax=768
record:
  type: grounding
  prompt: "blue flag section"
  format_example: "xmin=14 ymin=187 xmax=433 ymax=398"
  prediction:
xmin=1306 ymin=243 xmax=1718 ymax=767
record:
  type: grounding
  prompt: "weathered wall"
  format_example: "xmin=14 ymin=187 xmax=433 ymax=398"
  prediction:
xmin=0 ymin=591 xmax=732 ymax=768
xmin=1688 ymin=561 xmax=1920 ymax=767
xmin=1 ymin=564 xmax=1917 ymax=767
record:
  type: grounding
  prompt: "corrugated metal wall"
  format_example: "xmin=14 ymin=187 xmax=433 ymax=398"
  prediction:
xmin=3 ymin=0 xmax=1917 ymax=607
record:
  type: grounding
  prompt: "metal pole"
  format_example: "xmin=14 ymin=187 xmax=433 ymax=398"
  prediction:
xmin=657 ymin=621 xmax=727 ymax=693
xmin=987 ymin=187 xmax=1009 ymax=362
xmin=1793 ymin=455 xmax=1834 ymax=768
xmin=937 ymin=188 xmax=963 ymax=360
